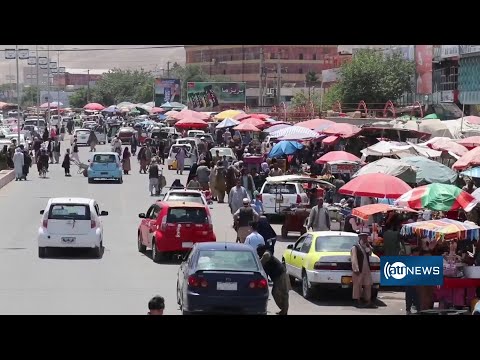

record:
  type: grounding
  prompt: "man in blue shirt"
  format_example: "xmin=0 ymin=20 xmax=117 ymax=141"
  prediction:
xmin=245 ymin=221 xmax=265 ymax=250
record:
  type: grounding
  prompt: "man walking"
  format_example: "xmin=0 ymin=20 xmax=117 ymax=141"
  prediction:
xmin=244 ymin=221 xmax=265 ymax=249
xmin=147 ymin=295 xmax=165 ymax=315
xmin=351 ymin=233 xmax=377 ymax=309
xmin=307 ymin=198 xmax=330 ymax=231
xmin=149 ymin=159 xmax=160 ymax=196
xmin=233 ymin=198 xmax=259 ymax=243
xmin=53 ymin=137 xmax=61 ymax=164
xmin=229 ymin=178 xmax=249 ymax=215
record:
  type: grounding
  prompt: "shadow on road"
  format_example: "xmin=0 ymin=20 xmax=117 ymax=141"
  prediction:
xmin=143 ymin=250 xmax=184 ymax=266
xmin=41 ymin=247 xmax=105 ymax=260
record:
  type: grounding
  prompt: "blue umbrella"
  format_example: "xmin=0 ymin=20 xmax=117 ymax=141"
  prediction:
xmin=157 ymin=114 xmax=167 ymax=121
xmin=461 ymin=167 xmax=480 ymax=178
xmin=268 ymin=141 xmax=303 ymax=158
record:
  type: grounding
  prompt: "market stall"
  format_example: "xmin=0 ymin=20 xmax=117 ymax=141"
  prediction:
xmin=400 ymin=218 xmax=480 ymax=310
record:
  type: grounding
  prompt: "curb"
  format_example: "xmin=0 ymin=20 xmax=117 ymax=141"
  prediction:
xmin=0 ymin=169 xmax=15 ymax=190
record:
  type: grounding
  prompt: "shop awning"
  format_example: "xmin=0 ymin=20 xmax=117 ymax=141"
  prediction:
xmin=400 ymin=218 xmax=480 ymax=241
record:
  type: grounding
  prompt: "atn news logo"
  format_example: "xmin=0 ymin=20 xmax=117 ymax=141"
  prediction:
xmin=380 ymin=256 xmax=444 ymax=286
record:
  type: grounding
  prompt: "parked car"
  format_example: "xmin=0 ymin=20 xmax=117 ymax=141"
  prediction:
xmin=282 ymin=231 xmax=381 ymax=299
xmin=176 ymin=242 xmax=268 ymax=315
xmin=137 ymin=201 xmax=216 ymax=262
xmin=163 ymin=189 xmax=208 ymax=206
xmin=37 ymin=197 xmax=108 ymax=258
xmin=87 ymin=152 xmax=123 ymax=184
xmin=24 ymin=118 xmax=46 ymax=133
xmin=259 ymin=181 xmax=309 ymax=215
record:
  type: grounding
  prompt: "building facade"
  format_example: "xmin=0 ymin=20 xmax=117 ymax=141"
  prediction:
xmin=23 ymin=66 xmax=50 ymax=87
xmin=52 ymin=68 xmax=108 ymax=88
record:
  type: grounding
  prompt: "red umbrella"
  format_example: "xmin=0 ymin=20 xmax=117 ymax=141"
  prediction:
xmin=233 ymin=113 xmax=251 ymax=121
xmin=426 ymin=137 xmax=468 ymax=156
xmin=83 ymin=103 xmax=105 ymax=111
xmin=462 ymin=116 xmax=480 ymax=125
xmin=322 ymin=123 xmax=361 ymax=137
xmin=339 ymin=173 xmax=412 ymax=199
xmin=458 ymin=136 xmax=480 ymax=149
xmin=150 ymin=107 xmax=165 ymax=114
xmin=315 ymin=151 xmax=363 ymax=164
xmin=296 ymin=118 xmax=334 ymax=130
xmin=178 ymin=109 xmax=210 ymax=121
xmin=452 ymin=147 xmax=480 ymax=170
xmin=174 ymin=117 xmax=208 ymax=129
xmin=240 ymin=117 xmax=265 ymax=127
xmin=248 ymin=113 xmax=270 ymax=120
xmin=234 ymin=123 xmax=261 ymax=132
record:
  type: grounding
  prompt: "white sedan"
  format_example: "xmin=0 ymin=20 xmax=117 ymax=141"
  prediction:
xmin=37 ymin=197 xmax=108 ymax=258
xmin=71 ymin=129 xmax=91 ymax=146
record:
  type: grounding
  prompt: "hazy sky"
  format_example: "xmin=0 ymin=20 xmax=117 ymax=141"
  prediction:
xmin=0 ymin=45 xmax=186 ymax=82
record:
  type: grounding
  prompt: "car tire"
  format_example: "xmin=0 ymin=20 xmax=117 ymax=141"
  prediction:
xmin=38 ymin=247 xmax=47 ymax=258
xmin=93 ymin=242 xmax=102 ymax=259
xmin=118 ymin=177 xmax=123 ymax=184
xmin=281 ymin=225 xmax=288 ymax=238
xmin=82 ymin=169 xmax=88 ymax=177
xmin=302 ymin=270 xmax=315 ymax=300
xmin=137 ymin=233 xmax=146 ymax=253
xmin=88 ymin=178 xmax=94 ymax=184
xmin=152 ymin=239 xmax=163 ymax=263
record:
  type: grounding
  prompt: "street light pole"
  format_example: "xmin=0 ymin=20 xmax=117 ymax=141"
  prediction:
xmin=36 ymin=45 xmax=40 ymax=116
xmin=47 ymin=45 xmax=51 ymax=126
xmin=15 ymin=45 xmax=21 ymax=143
xmin=57 ymin=50 xmax=60 ymax=115
xmin=87 ymin=69 xmax=90 ymax=103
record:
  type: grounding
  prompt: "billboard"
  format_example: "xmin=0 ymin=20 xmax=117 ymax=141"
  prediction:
xmin=154 ymin=78 xmax=181 ymax=106
xmin=415 ymin=45 xmax=433 ymax=95
xmin=187 ymin=82 xmax=246 ymax=110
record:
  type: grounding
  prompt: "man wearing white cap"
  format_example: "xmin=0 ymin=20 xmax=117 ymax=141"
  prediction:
xmin=233 ymin=198 xmax=260 ymax=243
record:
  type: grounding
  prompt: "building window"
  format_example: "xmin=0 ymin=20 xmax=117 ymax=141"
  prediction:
xmin=299 ymin=53 xmax=303 ymax=60
xmin=312 ymin=54 xmax=317 ymax=60
xmin=223 ymin=69 xmax=226 ymax=75
xmin=299 ymin=68 xmax=303 ymax=74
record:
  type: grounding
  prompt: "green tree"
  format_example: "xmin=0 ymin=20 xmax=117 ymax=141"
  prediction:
xmin=338 ymin=49 xmax=415 ymax=105
xmin=91 ymin=68 xmax=155 ymax=106
xmin=321 ymin=83 xmax=343 ymax=111
xmin=305 ymin=71 xmax=319 ymax=83
xmin=22 ymin=86 xmax=39 ymax=107
xmin=69 ymin=87 xmax=88 ymax=108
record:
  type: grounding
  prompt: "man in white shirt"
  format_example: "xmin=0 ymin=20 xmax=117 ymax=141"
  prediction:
xmin=245 ymin=221 xmax=265 ymax=250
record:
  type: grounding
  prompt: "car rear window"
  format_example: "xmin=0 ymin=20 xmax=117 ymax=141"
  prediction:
xmin=93 ymin=154 xmax=116 ymax=163
xmin=48 ymin=204 xmax=91 ymax=220
xmin=262 ymin=183 xmax=297 ymax=194
xmin=210 ymin=148 xmax=233 ymax=157
xmin=315 ymin=236 xmax=358 ymax=252
xmin=196 ymin=250 xmax=259 ymax=271
xmin=77 ymin=130 xmax=89 ymax=135
xmin=167 ymin=207 xmax=208 ymax=224
xmin=166 ymin=193 xmax=204 ymax=204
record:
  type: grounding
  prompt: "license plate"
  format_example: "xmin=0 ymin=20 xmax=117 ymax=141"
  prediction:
xmin=62 ymin=237 xmax=75 ymax=243
xmin=101 ymin=172 xmax=108 ymax=175
xmin=341 ymin=276 xmax=352 ymax=285
xmin=217 ymin=282 xmax=237 ymax=291
xmin=182 ymin=242 xmax=193 ymax=248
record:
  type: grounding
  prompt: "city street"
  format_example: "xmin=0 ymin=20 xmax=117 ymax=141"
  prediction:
xmin=0 ymin=139 xmax=405 ymax=314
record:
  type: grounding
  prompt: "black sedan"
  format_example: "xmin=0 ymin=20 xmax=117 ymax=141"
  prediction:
xmin=177 ymin=242 xmax=269 ymax=315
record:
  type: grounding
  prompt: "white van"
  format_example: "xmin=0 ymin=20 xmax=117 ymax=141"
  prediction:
xmin=167 ymin=144 xmax=197 ymax=170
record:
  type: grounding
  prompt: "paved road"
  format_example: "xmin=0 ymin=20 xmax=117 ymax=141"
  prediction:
xmin=0 ymin=139 xmax=406 ymax=314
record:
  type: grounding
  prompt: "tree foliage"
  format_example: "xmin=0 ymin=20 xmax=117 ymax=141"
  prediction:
xmin=305 ymin=71 xmax=319 ymax=83
xmin=69 ymin=87 xmax=89 ymax=108
xmin=22 ymin=86 xmax=39 ymax=107
xmin=338 ymin=49 xmax=415 ymax=105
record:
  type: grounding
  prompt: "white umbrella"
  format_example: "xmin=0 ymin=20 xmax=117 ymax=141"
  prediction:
xmin=270 ymin=126 xmax=320 ymax=140
xmin=215 ymin=118 xmax=240 ymax=129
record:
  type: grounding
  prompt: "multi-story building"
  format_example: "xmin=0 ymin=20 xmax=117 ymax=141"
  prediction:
xmin=52 ymin=68 xmax=108 ymax=88
xmin=23 ymin=66 xmax=50 ymax=87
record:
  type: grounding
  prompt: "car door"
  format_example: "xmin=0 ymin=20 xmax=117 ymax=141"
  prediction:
xmin=94 ymin=203 xmax=102 ymax=235
xmin=148 ymin=205 xmax=162 ymax=248
xmin=288 ymin=236 xmax=306 ymax=279
xmin=141 ymin=205 xmax=156 ymax=245
xmin=297 ymin=234 xmax=313 ymax=270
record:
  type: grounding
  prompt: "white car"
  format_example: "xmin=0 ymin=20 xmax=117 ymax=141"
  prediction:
xmin=167 ymin=144 xmax=197 ymax=170
xmin=72 ymin=129 xmax=91 ymax=146
xmin=163 ymin=189 xmax=208 ymax=206
xmin=187 ymin=130 xmax=205 ymax=138
xmin=37 ymin=198 xmax=108 ymax=258
xmin=259 ymin=181 xmax=309 ymax=215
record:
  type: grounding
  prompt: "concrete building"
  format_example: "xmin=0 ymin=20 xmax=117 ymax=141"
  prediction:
xmin=52 ymin=68 xmax=109 ymax=88
xmin=23 ymin=66 xmax=50 ymax=87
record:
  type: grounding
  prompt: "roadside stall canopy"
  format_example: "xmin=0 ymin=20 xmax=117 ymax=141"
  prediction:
xmin=150 ymin=107 xmax=165 ymax=114
xmin=452 ymin=147 xmax=480 ymax=170
xmin=352 ymin=203 xmax=418 ymax=221
xmin=361 ymin=141 xmax=442 ymax=159
xmin=395 ymin=183 xmax=478 ymax=212
xmin=265 ymin=175 xmax=335 ymax=188
xmin=423 ymin=113 xmax=439 ymax=119
xmin=458 ymin=136 xmax=480 ymax=149
xmin=322 ymin=135 xmax=340 ymax=146
xmin=296 ymin=118 xmax=335 ymax=130
xmin=84 ymin=102 xmax=105 ymax=111
xmin=315 ymin=151 xmax=363 ymax=165
xmin=393 ymin=119 xmax=453 ymax=138
xmin=233 ymin=123 xmax=261 ymax=132
xmin=339 ymin=173 xmax=412 ymax=199
xmin=352 ymin=157 xmax=417 ymax=184
xmin=173 ymin=117 xmax=208 ymax=129
xmin=160 ymin=102 xmax=186 ymax=110
xmin=270 ymin=126 xmax=320 ymax=141
xmin=401 ymin=156 xmax=458 ymax=185
xmin=268 ymin=141 xmax=303 ymax=158
xmin=400 ymin=218 xmax=480 ymax=241
xmin=232 ymin=112 xmax=252 ymax=121
xmin=321 ymin=123 xmax=361 ymax=138
xmin=215 ymin=118 xmax=239 ymax=129
xmin=178 ymin=109 xmax=210 ymax=120
xmin=423 ymin=137 xmax=468 ymax=156
xmin=240 ymin=117 xmax=267 ymax=129
xmin=263 ymin=123 xmax=291 ymax=133
xmin=355 ymin=126 xmax=431 ymax=142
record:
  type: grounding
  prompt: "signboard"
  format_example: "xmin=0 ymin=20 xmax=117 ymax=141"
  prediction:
xmin=49 ymin=62 xmax=57 ymax=69
xmin=18 ymin=49 xmax=29 ymax=59
xmin=38 ymin=57 xmax=48 ymax=66
xmin=321 ymin=68 xmax=341 ymax=83
xmin=27 ymin=57 xmax=37 ymax=65
xmin=415 ymin=45 xmax=433 ymax=95
xmin=459 ymin=45 xmax=480 ymax=55
xmin=154 ymin=78 xmax=181 ymax=106
xmin=4 ymin=49 xmax=15 ymax=59
xmin=441 ymin=45 xmax=459 ymax=58
xmin=187 ymin=82 xmax=246 ymax=110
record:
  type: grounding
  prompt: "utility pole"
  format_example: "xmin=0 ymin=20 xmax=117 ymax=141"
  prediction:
xmin=15 ymin=45 xmax=21 ymax=143
xmin=47 ymin=45 xmax=51 ymax=125
xmin=258 ymin=46 xmax=264 ymax=108
xmin=57 ymin=50 xmax=60 ymax=114
xmin=87 ymin=69 xmax=90 ymax=103
xmin=36 ymin=45 xmax=40 ymax=116
xmin=276 ymin=61 xmax=281 ymax=107
xmin=167 ymin=62 xmax=171 ymax=77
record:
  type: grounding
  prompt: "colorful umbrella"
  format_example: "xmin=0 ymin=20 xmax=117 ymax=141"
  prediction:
xmin=452 ymin=147 xmax=480 ymax=170
xmin=339 ymin=173 xmax=412 ymax=199
xmin=461 ymin=167 xmax=480 ymax=178
xmin=268 ymin=141 xmax=303 ymax=158
xmin=232 ymin=112 xmax=251 ymax=121
xmin=315 ymin=151 xmax=362 ymax=165
xmin=178 ymin=109 xmax=210 ymax=121
xmin=395 ymin=184 xmax=478 ymax=212
xmin=423 ymin=113 xmax=439 ymax=119
xmin=233 ymin=123 xmax=261 ymax=132
xmin=215 ymin=118 xmax=239 ymax=129
xmin=401 ymin=156 xmax=458 ymax=185
xmin=461 ymin=116 xmax=480 ymax=125
xmin=425 ymin=137 xmax=468 ymax=156
xmin=296 ymin=118 xmax=334 ymax=130
xmin=84 ymin=103 xmax=105 ymax=111
xmin=240 ymin=117 xmax=265 ymax=127
xmin=352 ymin=158 xmax=416 ymax=184
xmin=270 ymin=126 xmax=320 ymax=141
xmin=174 ymin=117 xmax=208 ymax=129
xmin=458 ymin=136 xmax=480 ymax=149
xmin=352 ymin=203 xmax=418 ymax=221
xmin=263 ymin=123 xmax=291 ymax=133
xmin=150 ymin=107 xmax=165 ymax=114
xmin=322 ymin=123 xmax=361 ymax=137
xmin=400 ymin=218 xmax=480 ymax=241
xmin=40 ymin=101 xmax=63 ymax=108
xmin=214 ymin=110 xmax=245 ymax=121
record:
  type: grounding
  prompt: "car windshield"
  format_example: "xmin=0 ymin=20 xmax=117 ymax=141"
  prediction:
xmin=263 ymin=183 xmax=297 ymax=194
xmin=210 ymin=148 xmax=233 ymax=157
xmin=48 ymin=204 xmax=91 ymax=220
xmin=196 ymin=250 xmax=259 ymax=271
xmin=166 ymin=193 xmax=204 ymax=204
xmin=315 ymin=236 xmax=358 ymax=252
xmin=93 ymin=154 xmax=116 ymax=163
xmin=171 ymin=146 xmax=191 ymax=154
xmin=166 ymin=207 xmax=207 ymax=224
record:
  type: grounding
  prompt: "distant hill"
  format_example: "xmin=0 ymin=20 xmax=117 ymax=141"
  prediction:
xmin=0 ymin=45 xmax=186 ymax=82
